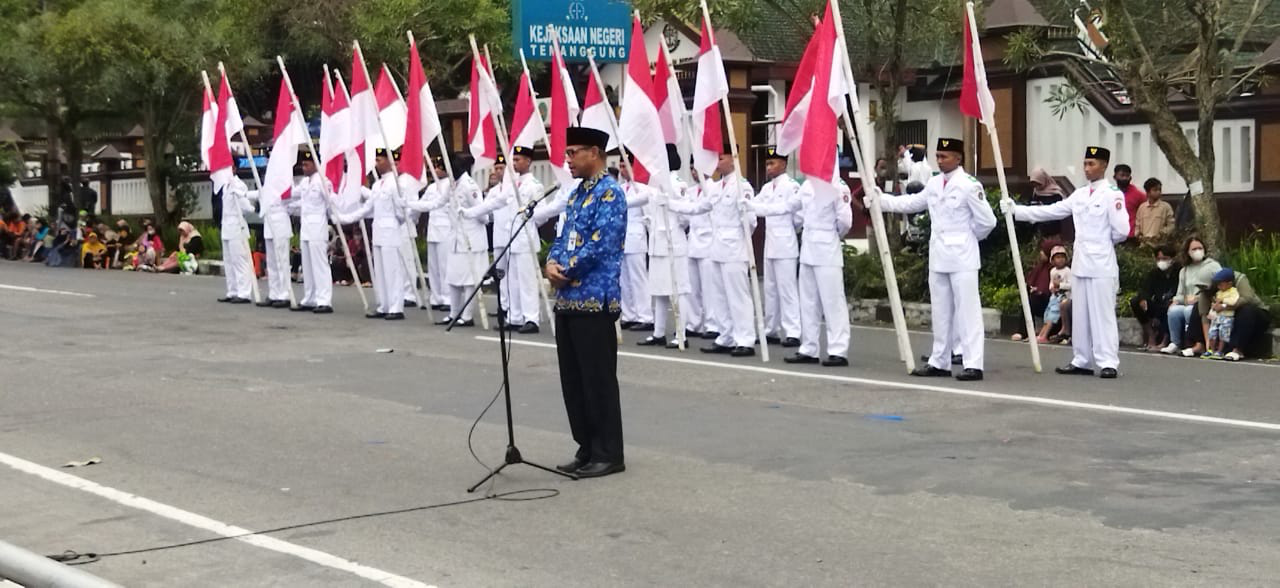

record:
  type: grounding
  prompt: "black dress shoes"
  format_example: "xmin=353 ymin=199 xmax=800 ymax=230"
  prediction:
xmin=701 ymin=331 xmax=720 ymax=339
xmin=637 ymin=336 xmax=666 ymax=346
xmin=556 ymin=457 xmax=588 ymax=473
xmin=919 ymin=354 xmax=963 ymax=365
xmin=433 ymin=317 xmax=453 ymax=325
xmin=628 ymin=322 xmax=653 ymax=332
xmin=255 ymin=300 xmax=275 ymax=307
xmin=217 ymin=296 xmax=233 ymax=303
xmin=1055 ymin=364 xmax=1094 ymax=376
xmin=701 ymin=344 xmax=732 ymax=354
xmin=765 ymin=335 xmax=782 ymax=345
xmin=619 ymin=321 xmax=637 ymax=330
xmin=1100 ymin=367 xmax=1118 ymax=379
xmin=955 ymin=368 xmax=984 ymax=381
xmin=271 ymin=300 xmax=291 ymax=308
xmin=517 ymin=322 xmax=539 ymax=334
xmin=575 ymin=462 xmax=625 ymax=478
xmin=404 ymin=299 xmax=418 ymax=308
xmin=384 ymin=312 xmax=405 ymax=320
xmin=292 ymin=305 xmax=317 ymax=312
xmin=312 ymin=306 xmax=333 ymax=314
xmin=911 ymin=365 xmax=951 ymax=377
xmin=781 ymin=337 xmax=801 ymax=348
xmin=229 ymin=297 xmax=251 ymax=304
xmin=366 ymin=311 xmax=387 ymax=319
xmin=431 ymin=304 xmax=449 ymax=311
xmin=453 ymin=319 xmax=476 ymax=327
xmin=822 ymin=355 xmax=849 ymax=367
xmin=784 ymin=353 xmax=819 ymax=364
xmin=730 ymin=346 xmax=755 ymax=357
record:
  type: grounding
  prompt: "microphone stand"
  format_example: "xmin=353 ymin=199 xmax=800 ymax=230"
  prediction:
xmin=451 ymin=186 xmax=575 ymax=492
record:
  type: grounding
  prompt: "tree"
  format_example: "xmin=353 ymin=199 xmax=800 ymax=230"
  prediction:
xmin=1007 ymin=0 xmax=1279 ymax=251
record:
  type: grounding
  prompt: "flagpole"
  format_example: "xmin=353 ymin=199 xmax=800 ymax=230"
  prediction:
xmin=483 ymin=44 xmax=556 ymax=335
xmin=203 ymin=68 xmax=262 ymax=304
xmin=698 ymin=0 xmax=770 ymax=363
xmin=641 ymin=30 xmax=686 ymax=351
xmin=827 ymin=0 xmax=916 ymax=372
xmin=656 ymin=41 xmax=696 ymax=350
xmin=329 ymin=69 xmax=379 ymax=294
xmin=377 ymin=63 xmax=434 ymax=320
xmin=967 ymin=1 xmax=1041 ymax=372
xmin=275 ymin=56 xmax=370 ymax=311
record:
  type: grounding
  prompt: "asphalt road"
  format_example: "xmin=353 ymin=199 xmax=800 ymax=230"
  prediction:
xmin=2 ymin=262 xmax=1279 ymax=587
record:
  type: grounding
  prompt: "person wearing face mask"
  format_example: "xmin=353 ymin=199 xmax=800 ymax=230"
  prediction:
xmin=1112 ymin=164 xmax=1145 ymax=239
xmin=1161 ymin=237 xmax=1222 ymax=355
xmin=1131 ymin=245 xmax=1180 ymax=351
xmin=1003 ymin=146 xmax=1128 ymax=379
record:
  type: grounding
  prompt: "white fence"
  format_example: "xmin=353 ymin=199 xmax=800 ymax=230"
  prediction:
xmin=8 ymin=178 xmax=213 ymax=219
xmin=1026 ymin=76 xmax=1255 ymax=193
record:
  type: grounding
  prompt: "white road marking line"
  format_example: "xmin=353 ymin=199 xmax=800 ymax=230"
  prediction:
xmin=0 ymin=452 xmax=433 ymax=588
xmin=478 ymin=336 xmax=1280 ymax=433
xmin=0 ymin=283 xmax=96 ymax=298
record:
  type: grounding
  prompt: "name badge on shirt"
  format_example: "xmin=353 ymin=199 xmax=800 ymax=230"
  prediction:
xmin=567 ymin=230 xmax=578 ymax=252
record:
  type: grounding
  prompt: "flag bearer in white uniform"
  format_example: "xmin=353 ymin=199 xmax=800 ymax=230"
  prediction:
xmin=617 ymin=155 xmax=653 ymax=332
xmin=749 ymin=146 xmax=803 ymax=348
xmin=695 ymin=151 xmax=758 ymax=358
xmin=683 ymin=167 xmax=721 ymax=340
xmin=423 ymin=155 xmax=452 ymax=311
xmin=287 ymin=152 xmax=335 ymax=312
xmin=466 ymin=147 xmax=545 ymax=334
xmin=639 ymin=145 xmax=693 ymax=347
xmin=1004 ymin=146 xmax=1127 ymax=379
xmin=875 ymin=138 xmax=996 ymax=380
xmin=247 ymin=149 xmax=294 ymax=309
xmin=335 ymin=148 xmax=412 ymax=320
xmin=217 ymin=172 xmax=255 ymax=305
xmin=416 ymin=154 xmax=485 ymax=327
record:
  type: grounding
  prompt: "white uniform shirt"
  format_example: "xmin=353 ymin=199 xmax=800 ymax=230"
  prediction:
xmin=797 ymin=181 xmax=854 ymax=268
xmin=336 ymin=172 xmax=407 ymax=247
xmin=219 ymin=177 xmax=254 ymax=240
xmin=466 ymin=171 xmax=544 ymax=254
xmin=752 ymin=173 xmax=801 ymax=259
xmin=423 ymin=175 xmax=454 ymax=244
xmin=707 ymin=173 xmax=756 ymax=264
xmin=1013 ymin=178 xmax=1128 ymax=279
xmin=899 ymin=153 xmax=934 ymax=187
xmin=288 ymin=174 xmax=333 ymax=243
xmin=647 ymin=176 xmax=690 ymax=257
xmin=879 ymin=167 xmax=997 ymax=273
xmin=620 ymin=179 xmax=652 ymax=255
xmin=684 ymin=182 xmax=715 ymax=259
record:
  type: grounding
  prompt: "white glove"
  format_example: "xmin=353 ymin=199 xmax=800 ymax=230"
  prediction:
xmin=863 ymin=188 xmax=878 ymax=206
xmin=999 ymin=197 xmax=1016 ymax=216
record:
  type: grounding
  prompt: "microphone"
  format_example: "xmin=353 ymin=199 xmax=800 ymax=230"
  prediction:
xmin=521 ymin=183 xmax=562 ymax=218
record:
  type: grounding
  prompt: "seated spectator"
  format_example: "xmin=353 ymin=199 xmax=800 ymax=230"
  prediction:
xmin=0 ymin=212 xmax=26 ymax=259
xmin=44 ymin=225 xmax=80 ymax=268
xmin=332 ymin=225 xmax=371 ymax=286
xmin=1134 ymin=178 xmax=1174 ymax=244
xmin=1130 ymin=244 xmax=1180 ymax=350
xmin=22 ymin=218 xmax=50 ymax=262
xmin=1203 ymin=268 xmax=1239 ymax=359
xmin=1162 ymin=237 xmax=1222 ymax=356
xmin=1027 ymin=167 xmax=1066 ymax=237
xmin=1036 ymin=244 xmax=1072 ymax=344
xmin=155 ymin=221 xmax=204 ymax=274
xmin=80 ymin=231 xmax=108 ymax=269
xmin=1207 ymin=268 xmax=1273 ymax=361
xmin=130 ymin=223 xmax=165 ymax=272
xmin=1012 ymin=238 xmax=1061 ymax=342
xmin=1113 ymin=164 xmax=1145 ymax=239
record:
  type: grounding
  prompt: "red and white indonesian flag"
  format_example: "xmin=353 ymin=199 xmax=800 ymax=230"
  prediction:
xmin=208 ymin=72 xmax=237 ymax=193
xmin=779 ymin=1 xmax=846 ymax=192
xmin=509 ymin=70 xmax=544 ymax=150
xmin=334 ymin=78 xmax=367 ymax=214
xmin=959 ymin=2 xmax=996 ymax=126
xmin=365 ymin=64 xmax=407 ymax=171
xmin=548 ymin=45 xmax=579 ymax=185
xmin=618 ymin=14 xmax=666 ymax=186
xmin=263 ymin=79 xmax=308 ymax=203
xmin=320 ymin=73 xmax=349 ymax=192
xmin=691 ymin=15 xmax=729 ymax=177
xmin=349 ymin=45 xmax=382 ymax=169
xmin=579 ymin=64 xmax=618 ymax=151
xmin=218 ymin=69 xmax=245 ymax=145
xmin=200 ymin=84 xmax=216 ymax=170
xmin=402 ymin=38 xmax=442 ymax=188
xmin=653 ymin=43 xmax=684 ymax=146
xmin=468 ymin=54 xmax=499 ymax=169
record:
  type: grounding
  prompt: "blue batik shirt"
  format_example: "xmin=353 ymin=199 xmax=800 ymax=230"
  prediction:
xmin=547 ymin=170 xmax=627 ymax=316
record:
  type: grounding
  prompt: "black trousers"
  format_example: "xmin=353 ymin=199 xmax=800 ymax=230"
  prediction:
xmin=1229 ymin=304 xmax=1273 ymax=358
xmin=555 ymin=312 xmax=624 ymax=463
xmin=1130 ymin=296 xmax=1170 ymax=332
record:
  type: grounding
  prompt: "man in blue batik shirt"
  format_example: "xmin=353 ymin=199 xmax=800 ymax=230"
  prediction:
xmin=543 ymin=126 xmax=628 ymax=479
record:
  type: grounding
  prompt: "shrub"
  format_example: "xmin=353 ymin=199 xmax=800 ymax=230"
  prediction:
xmin=1227 ymin=231 xmax=1280 ymax=301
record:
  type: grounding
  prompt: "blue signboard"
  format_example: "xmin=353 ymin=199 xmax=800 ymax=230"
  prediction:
xmin=513 ymin=0 xmax=632 ymax=63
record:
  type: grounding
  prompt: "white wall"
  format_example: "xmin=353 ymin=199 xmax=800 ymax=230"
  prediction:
xmin=8 ymin=179 xmax=213 ymax=219
xmin=1026 ymin=76 xmax=1255 ymax=193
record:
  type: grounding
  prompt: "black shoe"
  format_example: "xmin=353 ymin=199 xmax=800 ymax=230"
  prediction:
xmin=1055 ymin=364 xmax=1094 ymax=376
xmin=911 ymin=365 xmax=951 ymax=377
xmin=730 ymin=346 xmax=755 ymax=357
xmin=1100 ymin=367 xmax=1118 ymax=379
xmin=431 ymin=304 xmax=449 ymax=311
xmin=701 ymin=344 xmax=732 ymax=354
xmin=952 ymin=354 xmax=964 ymax=365
xmin=556 ymin=457 xmax=588 ymax=473
xmin=292 ymin=305 xmax=317 ymax=312
xmin=404 ymin=299 xmax=418 ymax=308
xmin=637 ymin=336 xmax=666 ymax=346
xmin=255 ymin=300 xmax=275 ymax=307
xmin=955 ymin=368 xmax=983 ymax=381
xmin=502 ymin=322 xmax=521 ymax=331
xmin=517 ymin=322 xmax=539 ymax=334
xmin=384 ymin=312 xmax=405 ymax=320
xmin=701 ymin=331 xmax=720 ymax=339
xmin=217 ymin=296 xmax=234 ymax=303
xmin=487 ymin=310 xmax=499 ymax=318
xmin=312 ymin=306 xmax=333 ymax=314
xmin=665 ymin=338 xmax=685 ymax=349
xmin=766 ymin=335 xmax=782 ymax=345
xmin=822 ymin=355 xmax=849 ymax=367
xmin=271 ymin=300 xmax=290 ymax=308
xmin=433 ymin=317 xmax=453 ymax=325
xmin=575 ymin=462 xmax=625 ymax=478
xmin=684 ymin=330 xmax=703 ymax=339
xmin=781 ymin=337 xmax=800 ymax=348
xmin=229 ymin=297 xmax=251 ymax=304
xmin=619 ymin=321 xmax=637 ymax=330
xmin=366 ymin=312 xmax=387 ymax=319
xmin=628 ymin=322 xmax=653 ymax=332
xmin=784 ymin=353 xmax=819 ymax=364
xmin=453 ymin=319 xmax=475 ymax=327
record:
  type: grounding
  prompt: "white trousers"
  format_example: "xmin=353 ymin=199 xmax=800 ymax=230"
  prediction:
xmin=426 ymin=241 xmax=450 ymax=306
xmin=712 ymin=260 xmax=755 ymax=348
xmin=763 ymin=257 xmax=801 ymax=339
xmin=927 ymin=270 xmax=983 ymax=370
xmin=449 ymin=285 xmax=475 ymax=322
xmin=299 ymin=239 xmax=332 ymax=307
xmin=799 ymin=264 xmax=850 ymax=359
xmin=372 ymin=244 xmax=405 ymax=315
xmin=695 ymin=257 xmax=725 ymax=334
xmin=684 ymin=257 xmax=705 ymax=332
xmin=264 ymin=237 xmax=292 ymax=302
xmin=504 ymin=251 xmax=541 ymax=325
xmin=399 ymin=239 xmax=421 ymax=306
xmin=222 ymin=238 xmax=253 ymax=299
xmin=1070 ymin=276 xmax=1120 ymax=370
xmin=620 ymin=253 xmax=652 ymax=323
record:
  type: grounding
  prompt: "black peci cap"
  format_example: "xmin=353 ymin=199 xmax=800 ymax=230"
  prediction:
xmin=1084 ymin=146 xmax=1111 ymax=161
xmin=936 ymin=137 xmax=964 ymax=154
xmin=763 ymin=145 xmax=787 ymax=161
xmin=565 ymin=127 xmax=610 ymax=151
xmin=511 ymin=145 xmax=533 ymax=158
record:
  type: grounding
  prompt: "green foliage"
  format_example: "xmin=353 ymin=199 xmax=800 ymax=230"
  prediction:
xmin=198 ymin=224 xmax=222 ymax=260
xmin=842 ymin=244 xmax=928 ymax=302
xmin=1226 ymin=231 xmax=1280 ymax=301
xmin=979 ymin=283 xmax=1023 ymax=315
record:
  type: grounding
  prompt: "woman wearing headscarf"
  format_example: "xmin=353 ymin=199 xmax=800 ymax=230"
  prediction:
xmin=1027 ymin=167 xmax=1066 ymax=237
xmin=155 ymin=221 xmax=204 ymax=274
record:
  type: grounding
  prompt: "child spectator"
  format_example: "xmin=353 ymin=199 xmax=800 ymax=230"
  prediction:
xmin=1036 ymin=245 xmax=1072 ymax=344
xmin=1134 ymin=178 xmax=1174 ymax=244
xmin=80 ymin=231 xmax=108 ymax=269
xmin=1204 ymin=267 xmax=1239 ymax=359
